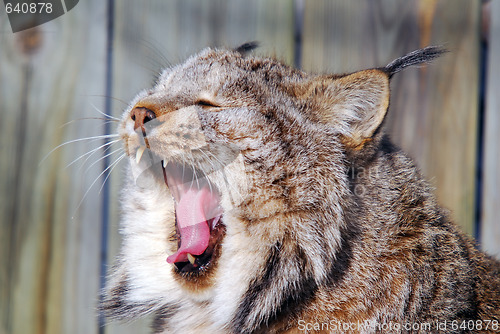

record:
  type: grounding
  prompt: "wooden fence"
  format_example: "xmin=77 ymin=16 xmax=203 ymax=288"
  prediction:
xmin=1 ymin=1 xmax=498 ymax=333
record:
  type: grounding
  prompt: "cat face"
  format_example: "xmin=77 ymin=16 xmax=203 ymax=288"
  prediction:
xmin=109 ymin=47 xmax=393 ymax=331
xmin=118 ymin=49 xmax=353 ymax=285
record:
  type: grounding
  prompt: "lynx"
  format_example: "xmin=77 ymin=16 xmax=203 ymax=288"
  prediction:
xmin=100 ymin=45 xmax=500 ymax=333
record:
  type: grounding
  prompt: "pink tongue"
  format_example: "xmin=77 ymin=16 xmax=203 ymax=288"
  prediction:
xmin=166 ymin=186 xmax=215 ymax=264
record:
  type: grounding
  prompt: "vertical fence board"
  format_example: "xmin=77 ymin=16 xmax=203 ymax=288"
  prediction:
xmin=302 ymin=0 xmax=480 ymax=235
xmin=413 ymin=0 xmax=480 ymax=238
xmin=0 ymin=2 xmax=108 ymax=334
xmin=481 ymin=0 xmax=500 ymax=258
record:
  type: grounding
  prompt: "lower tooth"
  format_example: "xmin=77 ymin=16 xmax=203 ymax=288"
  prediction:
xmin=187 ymin=253 xmax=196 ymax=265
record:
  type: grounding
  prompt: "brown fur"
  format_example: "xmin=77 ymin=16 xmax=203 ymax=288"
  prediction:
xmin=101 ymin=46 xmax=500 ymax=333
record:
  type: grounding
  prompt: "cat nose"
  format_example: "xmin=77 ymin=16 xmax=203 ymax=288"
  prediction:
xmin=131 ymin=107 xmax=156 ymax=131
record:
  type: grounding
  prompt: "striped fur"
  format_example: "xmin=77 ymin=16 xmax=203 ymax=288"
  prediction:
xmin=100 ymin=46 xmax=500 ymax=333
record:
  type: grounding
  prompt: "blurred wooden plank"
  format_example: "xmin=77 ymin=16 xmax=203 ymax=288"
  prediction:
xmin=416 ymin=1 xmax=481 ymax=238
xmin=105 ymin=1 xmax=295 ymax=332
xmin=481 ymin=0 xmax=500 ymax=259
xmin=110 ymin=0 xmax=295 ymax=102
xmin=0 ymin=2 xmax=108 ymax=334
xmin=302 ymin=0 xmax=481 ymax=236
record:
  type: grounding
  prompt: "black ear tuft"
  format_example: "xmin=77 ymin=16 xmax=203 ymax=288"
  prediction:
xmin=383 ymin=46 xmax=448 ymax=78
xmin=234 ymin=41 xmax=259 ymax=55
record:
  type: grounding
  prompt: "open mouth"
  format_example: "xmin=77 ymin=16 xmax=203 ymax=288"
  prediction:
xmin=161 ymin=160 xmax=226 ymax=275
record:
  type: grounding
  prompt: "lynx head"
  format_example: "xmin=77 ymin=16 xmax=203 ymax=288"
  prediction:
xmin=102 ymin=45 xmax=445 ymax=332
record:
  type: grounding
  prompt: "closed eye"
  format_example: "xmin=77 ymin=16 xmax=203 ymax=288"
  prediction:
xmin=196 ymin=99 xmax=221 ymax=108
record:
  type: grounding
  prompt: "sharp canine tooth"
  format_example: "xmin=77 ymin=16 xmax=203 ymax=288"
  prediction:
xmin=162 ymin=160 xmax=167 ymax=168
xmin=187 ymin=253 xmax=196 ymax=265
xmin=136 ymin=146 xmax=146 ymax=164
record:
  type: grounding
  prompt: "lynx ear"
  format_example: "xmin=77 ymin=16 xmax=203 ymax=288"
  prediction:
xmin=305 ymin=46 xmax=446 ymax=148
xmin=309 ymin=69 xmax=390 ymax=148
xmin=234 ymin=41 xmax=259 ymax=55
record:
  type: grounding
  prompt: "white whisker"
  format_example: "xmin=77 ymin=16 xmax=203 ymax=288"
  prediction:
xmin=197 ymin=149 xmax=217 ymax=194
xmin=182 ymin=160 xmax=186 ymax=181
xmin=40 ymin=134 xmax=120 ymax=165
xmin=90 ymin=102 xmax=121 ymax=121
xmin=73 ymin=153 xmax=126 ymax=216
xmin=59 ymin=118 xmax=119 ymax=129
xmin=98 ymin=154 xmax=126 ymax=194
xmin=84 ymin=147 xmax=124 ymax=175
xmin=85 ymin=94 xmax=130 ymax=107
xmin=190 ymin=160 xmax=200 ymax=189
xmin=66 ymin=139 xmax=120 ymax=168
xmin=205 ymin=150 xmax=227 ymax=168
xmin=77 ymin=141 xmax=122 ymax=172
xmin=205 ymin=150 xmax=246 ymax=204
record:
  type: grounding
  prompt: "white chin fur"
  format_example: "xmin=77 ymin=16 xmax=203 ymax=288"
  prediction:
xmin=120 ymin=162 xmax=181 ymax=303
xmin=118 ymin=156 xmax=257 ymax=328
xmin=210 ymin=213 xmax=267 ymax=328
